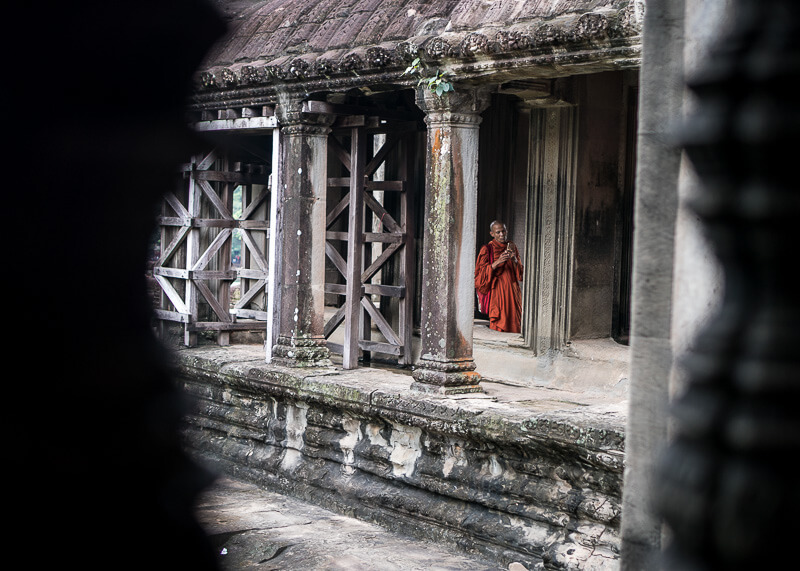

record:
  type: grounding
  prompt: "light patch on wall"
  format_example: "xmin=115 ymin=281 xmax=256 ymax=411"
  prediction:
xmin=281 ymin=401 xmax=308 ymax=471
xmin=365 ymin=422 xmax=388 ymax=447
xmin=442 ymin=441 xmax=468 ymax=478
xmin=339 ymin=416 xmax=362 ymax=476
xmin=389 ymin=422 xmax=422 ymax=478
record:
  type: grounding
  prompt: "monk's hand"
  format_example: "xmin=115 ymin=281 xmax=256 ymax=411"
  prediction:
xmin=493 ymin=249 xmax=511 ymax=269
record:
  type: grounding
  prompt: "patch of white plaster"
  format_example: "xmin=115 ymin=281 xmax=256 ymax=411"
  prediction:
xmin=507 ymin=514 xmax=562 ymax=547
xmin=365 ymin=423 xmax=388 ymax=447
xmin=298 ymin=167 xmax=302 ymax=174
xmin=389 ymin=422 xmax=422 ymax=478
xmin=442 ymin=442 xmax=468 ymax=478
xmin=339 ymin=416 xmax=362 ymax=476
xmin=297 ymin=229 xmax=302 ymax=236
xmin=281 ymin=401 xmax=308 ymax=471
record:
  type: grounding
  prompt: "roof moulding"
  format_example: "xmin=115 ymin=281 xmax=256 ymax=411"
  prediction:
xmin=191 ymin=3 xmax=644 ymax=97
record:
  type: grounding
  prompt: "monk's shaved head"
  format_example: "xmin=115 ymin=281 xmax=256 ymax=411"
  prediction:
xmin=490 ymin=220 xmax=506 ymax=231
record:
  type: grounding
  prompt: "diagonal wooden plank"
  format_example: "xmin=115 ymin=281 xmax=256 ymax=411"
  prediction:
xmin=158 ymin=225 xmax=190 ymax=267
xmin=154 ymin=275 xmax=188 ymax=315
xmin=241 ymin=186 xmax=269 ymax=221
xmin=365 ymin=133 xmax=398 ymax=178
xmin=324 ymin=304 xmax=346 ymax=338
xmin=197 ymin=179 xmax=233 ymax=219
xmin=326 ymin=192 xmax=350 ymax=228
xmin=328 ymin=134 xmax=351 ymax=170
xmin=234 ymin=279 xmax=266 ymax=309
xmin=360 ymin=296 xmax=402 ymax=345
xmin=325 ymin=242 xmax=347 ymax=278
xmin=196 ymin=149 xmax=218 ymax=171
xmin=363 ymin=191 xmax=401 ymax=233
xmin=240 ymin=229 xmax=269 ymax=271
xmin=192 ymin=228 xmax=232 ymax=271
xmin=361 ymin=241 xmax=402 ymax=283
xmin=194 ymin=279 xmax=232 ymax=322
xmin=163 ymin=191 xmax=190 ymax=219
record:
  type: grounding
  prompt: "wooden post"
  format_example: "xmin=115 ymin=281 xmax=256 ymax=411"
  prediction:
xmin=343 ymin=127 xmax=366 ymax=369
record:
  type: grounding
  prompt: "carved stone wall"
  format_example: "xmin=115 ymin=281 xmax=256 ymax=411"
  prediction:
xmin=178 ymin=347 xmax=625 ymax=570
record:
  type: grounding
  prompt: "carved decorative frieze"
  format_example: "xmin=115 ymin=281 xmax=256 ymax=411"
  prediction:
xmin=365 ymin=46 xmax=394 ymax=68
xmin=532 ymin=23 xmax=569 ymax=47
xmin=424 ymin=37 xmax=455 ymax=59
xmin=460 ymin=32 xmax=490 ymax=56
xmin=572 ymin=13 xmax=609 ymax=41
xmin=339 ymin=52 xmax=364 ymax=72
xmin=495 ymin=30 xmax=531 ymax=52
xmin=395 ymin=41 xmax=419 ymax=62
xmin=287 ymin=58 xmax=310 ymax=79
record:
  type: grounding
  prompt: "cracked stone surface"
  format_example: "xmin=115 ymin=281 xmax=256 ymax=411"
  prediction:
xmin=196 ymin=476 xmax=508 ymax=570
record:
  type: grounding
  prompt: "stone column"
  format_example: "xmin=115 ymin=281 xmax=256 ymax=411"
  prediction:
xmin=620 ymin=0 xmax=685 ymax=567
xmin=411 ymin=86 xmax=489 ymax=395
xmin=270 ymin=95 xmax=334 ymax=367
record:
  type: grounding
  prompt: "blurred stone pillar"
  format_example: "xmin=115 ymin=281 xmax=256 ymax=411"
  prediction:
xmin=411 ymin=86 xmax=489 ymax=395
xmin=271 ymin=95 xmax=334 ymax=367
xmin=654 ymin=0 xmax=800 ymax=569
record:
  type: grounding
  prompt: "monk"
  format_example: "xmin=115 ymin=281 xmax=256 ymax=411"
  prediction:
xmin=474 ymin=220 xmax=523 ymax=333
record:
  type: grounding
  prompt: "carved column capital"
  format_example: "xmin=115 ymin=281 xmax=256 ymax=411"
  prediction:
xmin=276 ymin=93 xmax=335 ymax=135
xmin=415 ymin=85 xmax=492 ymax=127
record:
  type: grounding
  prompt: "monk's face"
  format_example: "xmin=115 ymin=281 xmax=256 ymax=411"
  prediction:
xmin=490 ymin=223 xmax=508 ymax=243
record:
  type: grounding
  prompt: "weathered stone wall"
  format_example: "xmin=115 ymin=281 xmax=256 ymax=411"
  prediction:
xmin=571 ymin=71 xmax=627 ymax=340
xmin=177 ymin=346 xmax=624 ymax=570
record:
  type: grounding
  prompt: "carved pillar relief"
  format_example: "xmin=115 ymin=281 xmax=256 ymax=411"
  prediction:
xmin=520 ymin=97 xmax=578 ymax=355
xmin=411 ymin=86 xmax=490 ymax=394
xmin=271 ymin=95 xmax=335 ymax=367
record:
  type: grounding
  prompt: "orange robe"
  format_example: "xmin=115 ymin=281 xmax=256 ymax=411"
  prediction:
xmin=475 ymin=240 xmax=523 ymax=333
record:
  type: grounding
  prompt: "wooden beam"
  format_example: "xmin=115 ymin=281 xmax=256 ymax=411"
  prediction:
xmin=194 ymin=280 xmax=232 ymax=323
xmin=153 ymin=308 xmax=190 ymax=323
xmin=196 ymin=179 xmax=233 ymax=219
xmin=326 ymin=192 xmax=350 ymax=228
xmin=192 ymin=228 xmax=232 ymax=271
xmin=154 ymin=275 xmax=188 ymax=315
xmin=360 ymin=296 xmax=402 ymax=345
xmin=194 ymin=170 xmax=270 ymax=185
xmin=325 ymin=242 xmax=347 ymax=278
xmin=361 ymin=242 xmax=402 ymax=283
xmin=365 ymin=133 xmax=398 ymax=178
xmin=240 ymin=229 xmax=268 ymax=271
xmin=343 ymin=126 xmax=366 ymax=370
xmin=324 ymin=304 xmax=346 ymax=339
xmin=358 ymin=340 xmax=402 ymax=356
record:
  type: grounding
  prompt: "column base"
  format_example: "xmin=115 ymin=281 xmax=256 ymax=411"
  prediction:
xmin=271 ymin=336 xmax=332 ymax=368
xmin=411 ymin=359 xmax=483 ymax=395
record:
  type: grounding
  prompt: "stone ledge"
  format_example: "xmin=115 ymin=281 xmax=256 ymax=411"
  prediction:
xmin=175 ymin=344 xmax=625 ymax=570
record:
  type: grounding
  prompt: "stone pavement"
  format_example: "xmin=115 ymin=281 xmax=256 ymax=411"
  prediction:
xmin=195 ymin=475 xmax=529 ymax=570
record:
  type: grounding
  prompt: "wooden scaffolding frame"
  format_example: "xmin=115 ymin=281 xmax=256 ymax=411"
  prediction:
xmin=153 ymin=136 xmax=276 ymax=347
xmin=324 ymin=120 xmax=416 ymax=369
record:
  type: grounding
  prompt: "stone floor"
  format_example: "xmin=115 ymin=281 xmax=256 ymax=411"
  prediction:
xmin=196 ymin=475 xmax=522 ymax=571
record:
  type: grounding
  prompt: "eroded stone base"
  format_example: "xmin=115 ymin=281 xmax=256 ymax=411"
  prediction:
xmin=177 ymin=346 xmax=624 ymax=570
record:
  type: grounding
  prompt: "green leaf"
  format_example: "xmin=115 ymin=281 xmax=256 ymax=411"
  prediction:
xmin=435 ymin=84 xmax=444 ymax=96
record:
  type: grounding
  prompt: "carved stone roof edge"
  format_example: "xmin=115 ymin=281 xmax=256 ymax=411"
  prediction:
xmin=194 ymin=8 xmax=643 ymax=93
